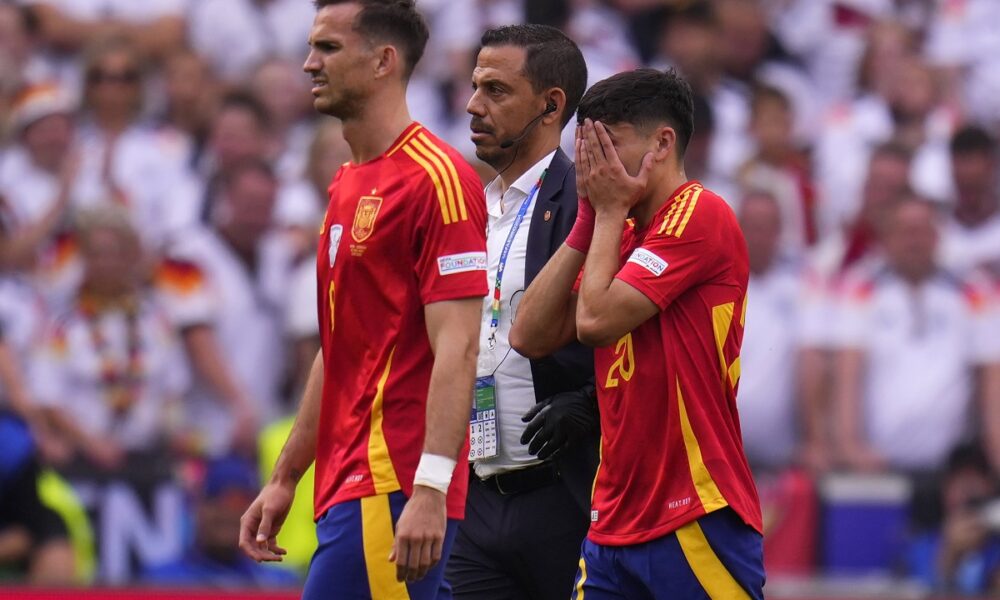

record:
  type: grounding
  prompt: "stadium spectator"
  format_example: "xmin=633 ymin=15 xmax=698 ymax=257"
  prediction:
xmin=738 ymin=84 xmax=818 ymax=253
xmin=199 ymin=92 xmax=272 ymax=177
xmin=185 ymin=90 xmax=317 ymax=232
xmin=713 ymin=0 xmax=820 ymax=145
xmin=737 ymin=191 xmax=828 ymax=473
xmin=940 ymin=125 xmax=1000 ymax=278
xmin=25 ymin=0 xmax=186 ymax=62
xmin=187 ymin=0 xmax=315 ymax=82
xmin=816 ymin=27 xmax=955 ymax=220
xmin=404 ymin=0 xmax=481 ymax=146
xmin=30 ymin=206 xmax=188 ymax=473
xmin=72 ymin=36 xmax=196 ymax=248
xmin=652 ymin=1 xmax=751 ymax=189
xmin=284 ymin=119 xmax=351 ymax=395
xmin=0 ymin=332 xmax=76 ymax=584
xmin=158 ymin=160 xmax=293 ymax=457
xmin=831 ymin=198 xmax=1000 ymax=473
xmin=157 ymin=49 xmax=219 ymax=155
xmin=144 ymin=456 xmax=299 ymax=588
xmin=905 ymin=442 xmax=1000 ymax=595
xmin=0 ymin=84 xmax=78 ymax=295
xmin=0 ymin=2 xmax=50 ymax=108
xmin=811 ymin=141 xmax=912 ymax=277
xmin=248 ymin=58 xmax=314 ymax=183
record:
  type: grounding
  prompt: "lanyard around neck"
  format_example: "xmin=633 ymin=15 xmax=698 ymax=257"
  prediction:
xmin=488 ymin=170 xmax=546 ymax=350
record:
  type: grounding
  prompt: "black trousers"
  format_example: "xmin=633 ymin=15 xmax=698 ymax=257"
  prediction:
xmin=445 ymin=470 xmax=590 ymax=600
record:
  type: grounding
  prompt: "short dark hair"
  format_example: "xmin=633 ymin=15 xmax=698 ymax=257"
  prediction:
xmin=750 ymin=83 xmax=791 ymax=116
xmin=950 ymin=125 xmax=997 ymax=156
xmin=871 ymin=140 xmax=913 ymax=165
xmin=480 ymin=24 xmax=587 ymax=127
xmin=314 ymin=0 xmax=428 ymax=78
xmin=664 ymin=0 xmax=717 ymax=29
xmin=577 ymin=68 xmax=695 ymax=156
xmin=218 ymin=90 xmax=272 ymax=132
xmin=219 ymin=158 xmax=276 ymax=192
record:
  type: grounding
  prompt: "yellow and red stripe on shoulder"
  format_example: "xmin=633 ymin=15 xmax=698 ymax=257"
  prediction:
xmin=155 ymin=258 xmax=205 ymax=295
xmin=395 ymin=128 xmax=470 ymax=226
xmin=657 ymin=182 xmax=704 ymax=238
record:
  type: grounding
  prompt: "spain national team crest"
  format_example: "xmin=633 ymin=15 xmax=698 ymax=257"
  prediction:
xmin=351 ymin=196 xmax=383 ymax=243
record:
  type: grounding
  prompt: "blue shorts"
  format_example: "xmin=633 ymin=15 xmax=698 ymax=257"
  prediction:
xmin=572 ymin=507 xmax=765 ymax=600
xmin=302 ymin=491 xmax=459 ymax=600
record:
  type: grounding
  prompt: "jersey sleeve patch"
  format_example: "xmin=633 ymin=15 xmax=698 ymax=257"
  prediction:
xmin=437 ymin=252 xmax=487 ymax=275
xmin=627 ymin=248 xmax=669 ymax=277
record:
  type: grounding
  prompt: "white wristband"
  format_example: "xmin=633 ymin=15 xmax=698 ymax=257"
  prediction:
xmin=413 ymin=453 xmax=456 ymax=495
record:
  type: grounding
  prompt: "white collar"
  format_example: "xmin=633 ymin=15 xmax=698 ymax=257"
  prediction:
xmin=485 ymin=150 xmax=557 ymax=215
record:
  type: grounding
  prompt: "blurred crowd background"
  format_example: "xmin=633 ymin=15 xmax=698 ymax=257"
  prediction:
xmin=1 ymin=0 xmax=999 ymax=596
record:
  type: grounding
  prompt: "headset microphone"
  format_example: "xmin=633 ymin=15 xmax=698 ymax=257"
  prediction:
xmin=498 ymin=102 xmax=557 ymax=149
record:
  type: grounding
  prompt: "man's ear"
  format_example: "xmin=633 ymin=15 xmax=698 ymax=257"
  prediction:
xmin=372 ymin=44 xmax=399 ymax=79
xmin=652 ymin=126 xmax=678 ymax=162
xmin=541 ymin=87 xmax=568 ymax=126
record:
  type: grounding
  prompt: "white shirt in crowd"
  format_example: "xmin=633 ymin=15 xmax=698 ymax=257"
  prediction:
xmin=73 ymin=121 xmax=199 ymax=248
xmin=832 ymin=265 xmax=1000 ymax=470
xmin=0 ymin=146 xmax=85 ymax=310
xmin=738 ymin=258 xmax=828 ymax=469
xmin=285 ymin=255 xmax=318 ymax=343
xmin=158 ymin=227 xmax=293 ymax=456
xmin=939 ymin=214 xmax=1000 ymax=277
xmin=188 ymin=0 xmax=315 ymax=81
xmin=30 ymin=295 xmax=189 ymax=450
xmin=473 ymin=150 xmax=555 ymax=479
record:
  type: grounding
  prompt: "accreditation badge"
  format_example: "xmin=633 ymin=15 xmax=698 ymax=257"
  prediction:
xmin=468 ymin=375 xmax=498 ymax=461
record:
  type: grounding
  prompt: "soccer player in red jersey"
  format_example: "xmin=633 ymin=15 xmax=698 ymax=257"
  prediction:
xmin=510 ymin=68 xmax=765 ymax=599
xmin=238 ymin=2 xmax=488 ymax=598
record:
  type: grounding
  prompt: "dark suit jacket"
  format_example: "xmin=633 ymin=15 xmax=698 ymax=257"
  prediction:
xmin=523 ymin=147 xmax=599 ymax=512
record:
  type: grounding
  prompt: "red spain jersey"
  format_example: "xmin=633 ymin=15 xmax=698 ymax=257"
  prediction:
xmin=589 ymin=180 xmax=763 ymax=546
xmin=314 ymin=123 xmax=488 ymax=521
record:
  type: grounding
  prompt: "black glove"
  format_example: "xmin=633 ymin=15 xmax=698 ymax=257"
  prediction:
xmin=519 ymin=387 xmax=597 ymax=460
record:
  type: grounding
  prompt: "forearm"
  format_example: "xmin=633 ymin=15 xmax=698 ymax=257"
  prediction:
xmin=798 ymin=347 xmax=829 ymax=449
xmin=509 ymin=244 xmax=585 ymax=359
xmin=981 ymin=363 xmax=1000 ymax=471
xmin=576 ymin=209 xmax=628 ymax=346
xmin=0 ymin=343 xmax=35 ymax=420
xmin=182 ymin=326 xmax=251 ymax=410
xmin=32 ymin=5 xmax=116 ymax=50
xmin=44 ymin=407 xmax=95 ymax=451
xmin=832 ymin=350 xmax=865 ymax=452
xmin=127 ymin=17 xmax=185 ymax=60
xmin=0 ymin=191 xmax=69 ymax=270
xmin=268 ymin=351 xmax=323 ymax=487
xmin=423 ymin=330 xmax=478 ymax=460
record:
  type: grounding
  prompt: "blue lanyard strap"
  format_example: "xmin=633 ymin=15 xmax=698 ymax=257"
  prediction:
xmin=488 ymin=170 xmax=547 ymax=349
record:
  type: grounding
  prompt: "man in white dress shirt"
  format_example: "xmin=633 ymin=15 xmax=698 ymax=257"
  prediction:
xmin=445 ymin=25 xmax=597 ymax=600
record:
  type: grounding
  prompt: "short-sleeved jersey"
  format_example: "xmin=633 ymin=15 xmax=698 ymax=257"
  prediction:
xmin=589 ymin=181 xmax=763 ymax=546
xmin=314 ymin=123 xmax=488 ymax=521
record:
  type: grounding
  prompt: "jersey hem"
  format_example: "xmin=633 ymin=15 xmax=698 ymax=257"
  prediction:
xmin=314 ymin=486 xmax=467 ymax=522
xmin=421 ymin=287 xmax=488 ymax=306
xmin=586 ymin=499 xmax=728 ymax=546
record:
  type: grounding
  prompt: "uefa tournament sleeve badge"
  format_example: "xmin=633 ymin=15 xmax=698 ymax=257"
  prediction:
xmin=351 ymin=196 xmax=383 ymax=243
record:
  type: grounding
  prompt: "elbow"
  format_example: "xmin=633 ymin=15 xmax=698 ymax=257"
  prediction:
xmin=575 ymin=315 xmax=617 ymax=348
xmin=509 ymin=324 xmax=547 ymax=360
